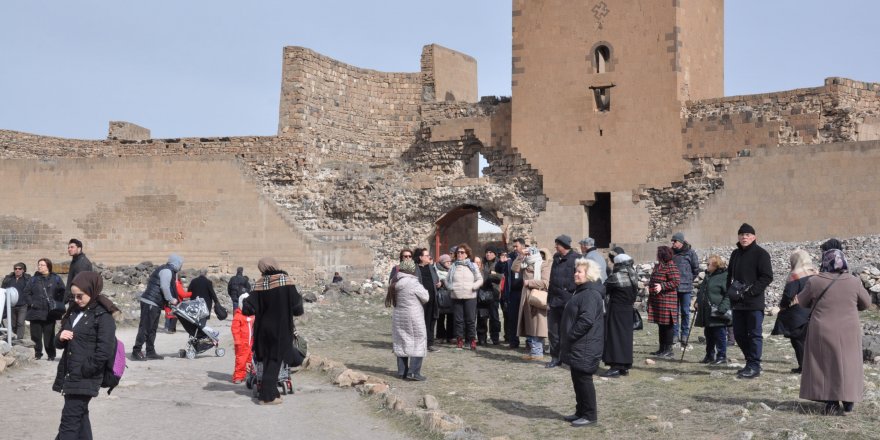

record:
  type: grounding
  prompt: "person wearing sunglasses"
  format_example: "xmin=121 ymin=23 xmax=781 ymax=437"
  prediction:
xmin=53 ymin=271 xmax=119 ymax=439
xmin=1 ymin=262 xmax=30 ymax=339
xmin=446 ymin=243 xmax=483 ymax=350
xmin=388 ymin=249 xmax=414 ymax=284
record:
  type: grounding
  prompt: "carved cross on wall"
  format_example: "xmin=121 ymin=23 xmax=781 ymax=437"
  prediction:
xmin=592 ymin=1 xmax=610 ymax=30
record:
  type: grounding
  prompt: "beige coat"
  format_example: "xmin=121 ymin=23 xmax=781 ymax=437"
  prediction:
xmin=448 ymin=262 xmax=483 ymax=300
xmin=517 ymin=257 xmax=551 ymax=338
xmin=797 ymin=272 xmax=871 ymax=402
xmin=391 ymin=272 xmax=429 ymax=357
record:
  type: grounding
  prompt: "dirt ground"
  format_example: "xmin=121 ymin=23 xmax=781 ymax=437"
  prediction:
xmin=302 ymin=296 xmax=880 ymax=440
xmin=0 ymin=322 xmax=425 ymax=440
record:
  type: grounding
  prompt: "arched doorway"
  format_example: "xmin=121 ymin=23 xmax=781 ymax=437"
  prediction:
xmin=431 ymin=205 xmax=504 ymax=258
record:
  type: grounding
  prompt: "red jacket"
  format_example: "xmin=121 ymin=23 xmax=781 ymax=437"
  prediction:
xmin=165 ymin=279 xmax=191 ymax=319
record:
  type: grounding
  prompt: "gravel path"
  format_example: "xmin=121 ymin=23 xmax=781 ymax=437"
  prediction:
xmin=0 ymin=321 xmax=414 ymax=440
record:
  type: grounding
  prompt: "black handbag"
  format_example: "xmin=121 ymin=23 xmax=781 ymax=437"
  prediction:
xmin=728 ymin=280 xmax=751 ymax=302
xmin=291 ymin=327 xmax=308 ymax=367
xmin=477 ymin=289 xmax=494 ymax=307
xmin=43 ymin=282 xmax=66 ymax=320
xmin=436 ymin=289 xmax=453 ymax=310
xmin=633 ymin=309 xmax=644 ymax=331
xmin=213 ymin=303 xmax=228 ymax=320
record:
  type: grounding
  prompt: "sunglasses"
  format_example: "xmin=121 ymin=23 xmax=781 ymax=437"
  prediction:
xmin=74 ymin=293 xmax=87 ymax=300
xmin=14 ymin=267 xmax=24 ymax=270
xmin=456 ymin=250 xmax=467 ymax=254
xmin=402 ymin=255 xmax=413 ymax=259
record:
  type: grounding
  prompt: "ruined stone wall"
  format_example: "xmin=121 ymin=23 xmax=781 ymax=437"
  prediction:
xmin=682 ymin=78 xmax=880 ymax=158
xmin=277 ymin=46 xmax=422 ymax=159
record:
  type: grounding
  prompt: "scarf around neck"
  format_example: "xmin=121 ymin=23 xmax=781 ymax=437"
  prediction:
xmin=446 ymin=258 xmax=477 ymax=286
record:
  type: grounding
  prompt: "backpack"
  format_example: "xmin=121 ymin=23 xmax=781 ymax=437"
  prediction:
xmin=101 ymin=338 xmax=126 ymax=394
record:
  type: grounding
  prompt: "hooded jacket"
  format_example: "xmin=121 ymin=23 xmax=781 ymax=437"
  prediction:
xmin=140 ymin=255 xmax=183 ymax=307
xmin=672 ymin=242 xmax=700 ymax=293
xmin=227 ymin=267 xmax=250 ymax=308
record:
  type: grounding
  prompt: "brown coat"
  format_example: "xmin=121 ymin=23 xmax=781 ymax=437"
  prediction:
xmin=517 ymin=260 xmax=551 ymax=338
xmin=797 ymin=272 xmax=871 ymax=402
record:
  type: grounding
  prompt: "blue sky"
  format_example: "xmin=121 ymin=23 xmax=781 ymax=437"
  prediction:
xmin=1 ymin=0 xmax=878 ymax=140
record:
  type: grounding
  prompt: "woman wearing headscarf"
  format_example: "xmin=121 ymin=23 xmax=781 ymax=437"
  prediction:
xmin=242 ymin=257 xmax=304 ymax=405
xmin=601 ymin=252 xmax=638 ymax=377
xmin=647 ymin=246 xmax=680 ymax=359
xmin=559 ymin=258 xmax=605 ymax=427
xmin=518 ymin=247 xmax=551 ymax=361
xmin=694 ymin=254 xmax=731 ymax=365
xmin=386 ymin=258 xmax=430 ymax=380
xmin=796 ymin=249 xmax=871 ymax=415
xmin=447 ymin=243 xmax=483 ymax=350
xmin=775 ymin=249 xmax=818 ymax=373
xmin=53 ymin=272 xmax=119 ymax=440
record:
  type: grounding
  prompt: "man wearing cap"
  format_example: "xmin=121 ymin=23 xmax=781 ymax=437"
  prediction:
xmin=726 ymin=223 xmax=773 ymax=379
xmin=2 ymin=262 xmax=31 ymax=339
xmin=579 ymin=237 xmax=608 ymax=284
xmin=671 ymin=232 xmax=700 ymax=346
xmin=66 ymin=239 xmax=93 ymax=302
xmin=546 ymin=234 xmax=582 ymax=368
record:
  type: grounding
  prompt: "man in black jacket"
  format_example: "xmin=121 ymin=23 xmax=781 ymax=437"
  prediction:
xmin=227 ymin=267 xmax=250 ymax=310
xmin=1 ymin=262 xmax=30 ymax=339
xmin=189 ymin=270 xmax=219 ymax=323
xmin=546 ymin=234 xmax=581 ymax=368
xmin=66 ymin=239 xmax=93 ymax=302
xmin=726 ymin=223 xmax=773 ymax=379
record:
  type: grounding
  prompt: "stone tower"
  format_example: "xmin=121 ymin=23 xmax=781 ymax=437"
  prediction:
xmin=511 ymin=0 xmax=723 ymax=247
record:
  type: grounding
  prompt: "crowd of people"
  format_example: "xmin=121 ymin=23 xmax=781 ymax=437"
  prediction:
xmin=382 ymin=223 xmax=874 ymax=427
xmin=0 ymin=224 xmax=874 ymax=434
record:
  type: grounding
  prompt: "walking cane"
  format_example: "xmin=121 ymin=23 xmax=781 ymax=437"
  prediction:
xmin=680 ymin=305 xmax=697 ymax=363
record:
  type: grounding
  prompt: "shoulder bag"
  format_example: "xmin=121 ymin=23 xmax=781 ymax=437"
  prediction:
xmin=633 ymin=309 xmax=644 ymax=330
xmin=44 ymin=278 xmax=66 ymax=320
xmin=798 ymin=274 xmax=840 ymax=338
xmin=527 ymin=289 xmax=548 ymax=310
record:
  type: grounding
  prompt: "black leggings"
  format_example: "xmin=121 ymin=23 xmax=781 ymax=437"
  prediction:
xmin=658 ymin=324 xmax=674 ymax=346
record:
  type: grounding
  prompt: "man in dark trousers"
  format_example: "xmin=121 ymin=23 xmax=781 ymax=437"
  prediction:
xmin=189 ymin=269 xmax=219 ymax=324
xmin=133 ymin=254 xmax=182 ymax=361
xmin=546 ymin=234 xmax=581 ymax=368
xmin=727 ymin=223 xmax=773 ymax=379
xmin=227 ymin=267 xmax=250 ymax=310
xmin=1 ymin=262 xmax=31 ymax=339
xmin=414 ymin=248 xmax=441 ymax=352
xmin=496 ymin=235 xmax=527 ymax=349
xmin=66 ymin=239 xmax=93 ymax=302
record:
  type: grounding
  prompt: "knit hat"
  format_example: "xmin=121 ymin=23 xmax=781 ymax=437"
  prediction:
xmin=398 ymin=259 xmax=417 ymax=275
xmin=671 ymin=232 xmax=685 ymax=243
xmin=578 ymin=237 xmax=595 ymax=247
xmin=613 ymin=254 xmax=633 ymax=264
xmin=555 ymin=235 xmax=573 ymax=249
xmin=737 ymin=223 xmax=756 ymax=235
xmin=437 ymin=254 xmax=452 ymax=264
xmin=820 ymin=238 xmax=842 ymax=252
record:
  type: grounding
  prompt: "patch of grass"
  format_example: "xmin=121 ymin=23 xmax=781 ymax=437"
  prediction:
xmin=300 ymin=296 xmax=880 ymax=439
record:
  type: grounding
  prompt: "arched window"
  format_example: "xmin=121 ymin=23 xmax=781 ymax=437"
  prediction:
xmin=594 ymin=45 xmax=610 ymax=73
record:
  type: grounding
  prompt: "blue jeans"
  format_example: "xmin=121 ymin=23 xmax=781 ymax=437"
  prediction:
xmin=673 ymin=291 xmax=692 ymax=341
xmin=732 ymin=310 xmax=764 ymax=370
xmin=527 ymin=336 xmax=544 ymax=357
xmin=704 ymin=326 xmax=727 ymax=359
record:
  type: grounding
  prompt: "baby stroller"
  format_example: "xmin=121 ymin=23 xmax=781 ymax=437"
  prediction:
xmin=171 ymin=298 xmax=225 ymax=359
xmin=245 ymin=355 xmax=293 ymax=396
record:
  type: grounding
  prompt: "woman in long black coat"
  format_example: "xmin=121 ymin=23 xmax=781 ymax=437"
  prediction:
xmin=25 ymin=258 xmax=66 ymax=360
xmin=601 ymin=253 xmax=638 ymax=377
xmin=243 ymin=257 xmax=304 ymax=405
xmin=559 ymin=258 xmax=605 ymax=428
xmin=53 ymin=272 xmax=118 ymax=440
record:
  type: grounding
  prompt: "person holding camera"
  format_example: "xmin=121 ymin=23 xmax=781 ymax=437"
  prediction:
xmin=726 ymin=223 xmax=773 ymax=379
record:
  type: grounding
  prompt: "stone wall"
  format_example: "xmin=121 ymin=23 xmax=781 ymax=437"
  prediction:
xmin=107 ymin=121 xmax=150 ymax=141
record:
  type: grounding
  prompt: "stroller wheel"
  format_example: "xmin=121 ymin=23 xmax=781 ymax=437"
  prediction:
xmin=178 ymin=349 xmax=187 ymax=358
xmin=185 ymin=347 xmax=196 ymax=360
xmin=245 ymin=376 xmax=254 ymax=390
xmin=286 ymin=380 xmax=294 ymax=395
xmin=215 ymin=347 xmax=226 ymax=357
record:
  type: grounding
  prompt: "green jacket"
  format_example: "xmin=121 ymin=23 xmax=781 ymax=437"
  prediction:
xmin=695 ymin=268 xmax=731 ymax=328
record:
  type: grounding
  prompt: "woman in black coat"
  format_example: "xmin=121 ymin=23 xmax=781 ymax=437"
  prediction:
xmin=25 ymin=258 xmax=66 ymax=360
xmin=776 ymin=249 xmax=817 ymax=373
xmin=601 ymin=253 xmax=638 ymax=377
xmin=559 ymin=258 xmax=605 ymax=428
xmin=242 ymin=257 xmax=304 ymax=405
xmin=53 ymin=272 xmax=118 ymax=440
